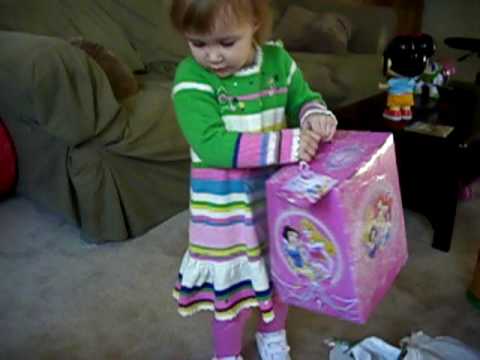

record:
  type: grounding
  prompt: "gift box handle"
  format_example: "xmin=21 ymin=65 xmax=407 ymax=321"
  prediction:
xmin=299 ymin=161 xmax=314 ymax=179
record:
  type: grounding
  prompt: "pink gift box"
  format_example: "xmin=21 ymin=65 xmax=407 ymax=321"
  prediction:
xmin=266 ymin=130 xmax=408 ymax=324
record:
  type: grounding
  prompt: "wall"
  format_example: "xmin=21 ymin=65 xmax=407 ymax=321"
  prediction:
xmin=422 ymin=0 xmax=480 ymax=83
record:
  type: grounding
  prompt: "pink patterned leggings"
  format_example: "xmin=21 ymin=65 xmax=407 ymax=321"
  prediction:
xmin=212 ymin=295 xmax=289 ymax=358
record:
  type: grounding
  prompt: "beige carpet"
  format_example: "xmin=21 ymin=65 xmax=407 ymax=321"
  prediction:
xmin=0 ymin=190 xmax=479 ymax=359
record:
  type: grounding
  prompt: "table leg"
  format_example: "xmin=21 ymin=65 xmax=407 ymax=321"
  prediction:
xmin=396 ymin=135 xmax=459 ymax=252
xmin=427 ymin=164 xmax=459 ymax=252
xmin=429 ymin=197 xmax=457 ymax=252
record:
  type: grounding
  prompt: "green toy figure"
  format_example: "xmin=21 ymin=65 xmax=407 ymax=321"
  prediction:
xmin=415 ymin=34 xmax=450 ymax=100
xmin=416 ymin=61 xmax=444 ymax=100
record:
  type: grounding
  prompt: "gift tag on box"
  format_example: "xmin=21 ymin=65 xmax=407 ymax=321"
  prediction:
xmin=278 ymin=162 xmax=338 ymax=207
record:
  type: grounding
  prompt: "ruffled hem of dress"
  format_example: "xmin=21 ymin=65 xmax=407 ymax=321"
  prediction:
xmin=172 ymin=251 xmax=275 ymax=322
xmin=172 ymin=289 xmax=275 ymax=323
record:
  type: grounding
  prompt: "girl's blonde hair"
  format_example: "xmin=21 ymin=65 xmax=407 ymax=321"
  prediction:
xmin=170 ymin=0 xmax=273 ymax=44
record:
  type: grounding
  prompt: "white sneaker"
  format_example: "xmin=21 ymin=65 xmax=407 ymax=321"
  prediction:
xmin=212 ymin=356 xmax=243 ymax=360
xmin=256 ymin=330 xmax=291 ymax=360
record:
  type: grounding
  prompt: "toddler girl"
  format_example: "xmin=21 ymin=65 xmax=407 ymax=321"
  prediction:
xmin=170 ymin=1 xmax=337 ymax=359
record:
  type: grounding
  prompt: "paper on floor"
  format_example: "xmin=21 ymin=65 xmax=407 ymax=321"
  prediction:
xmin=327 ymin=331 xmax=480 ymax=360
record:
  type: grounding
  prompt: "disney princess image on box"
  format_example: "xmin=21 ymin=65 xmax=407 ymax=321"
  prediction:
xmin=281 ymin=219 xmax=337 ymax=283
xmin=363 ymin=193 xmax=394 ymax=258
xmin=282 ymin=226 xmax=314 ymax=279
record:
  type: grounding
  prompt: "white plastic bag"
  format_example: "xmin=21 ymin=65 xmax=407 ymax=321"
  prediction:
xmin=401 ymin=332 xmax=480 ymax=360
xmin=327 ymin=337 xmax=402 ymax=360
xmin=327 ymin=332 xmax=480 ymax=360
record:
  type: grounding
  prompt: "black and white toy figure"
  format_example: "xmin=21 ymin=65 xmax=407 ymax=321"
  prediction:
xmin=379 ymin=35 xmax=428 ymax=121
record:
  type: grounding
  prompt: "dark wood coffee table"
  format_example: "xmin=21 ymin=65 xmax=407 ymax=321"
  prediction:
xmin=335 ymin=83 xmax=480 ymax=252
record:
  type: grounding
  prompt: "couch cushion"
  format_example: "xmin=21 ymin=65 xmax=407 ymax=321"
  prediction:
xmin=291 ymin=52 xmax=384 ymax=109
xmin=70 ymin=38 xmax=140 ymax=101
xmin=273 ymin=5 xmax=317 ymax=52
xmin=307 ymin=12 xmax=352 ymax=54
xmin=291 ymin=55 xmax=349 ymax=107
xmin=273 ymin=0 xmax=396 ymax=54
xmin=274 ymin=5 xmax=352 ymax=54
xmin=98 ymin=0 xmax=190 ymax=64
xmin=116 ymin=76 xmax=189 ymax=161
xmin=0 ymin=0 xmax=145 ymax=71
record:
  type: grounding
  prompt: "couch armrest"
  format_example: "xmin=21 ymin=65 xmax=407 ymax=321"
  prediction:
xmin=0 ymin=31 xmax=124 ymax=147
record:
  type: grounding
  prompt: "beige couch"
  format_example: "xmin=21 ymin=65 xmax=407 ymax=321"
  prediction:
xmin=0 ymin=0 xmax=396 ymax=243
xmin=134 ymin=0 xmax=396 ymax=108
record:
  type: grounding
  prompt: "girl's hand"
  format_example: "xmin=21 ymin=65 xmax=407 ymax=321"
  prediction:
xmin=303 ymin=113 xmax=338 ymax=142
xmin=299 ymin=129 xmax=321 ymax=162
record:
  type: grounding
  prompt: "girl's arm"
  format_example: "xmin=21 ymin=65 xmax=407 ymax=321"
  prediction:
xmin=173 ymin=86 xmax=300 ymax=169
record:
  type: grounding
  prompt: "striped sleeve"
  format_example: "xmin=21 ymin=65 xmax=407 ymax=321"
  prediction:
xmin=234 ymin=128 xmax=300 ymax=167
xmin=172 ymin=60 xmax=300 ymax=169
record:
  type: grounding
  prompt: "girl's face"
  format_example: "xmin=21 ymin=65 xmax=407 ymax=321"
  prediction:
xmin=186 ymin=18 xmax=258 ymax=78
